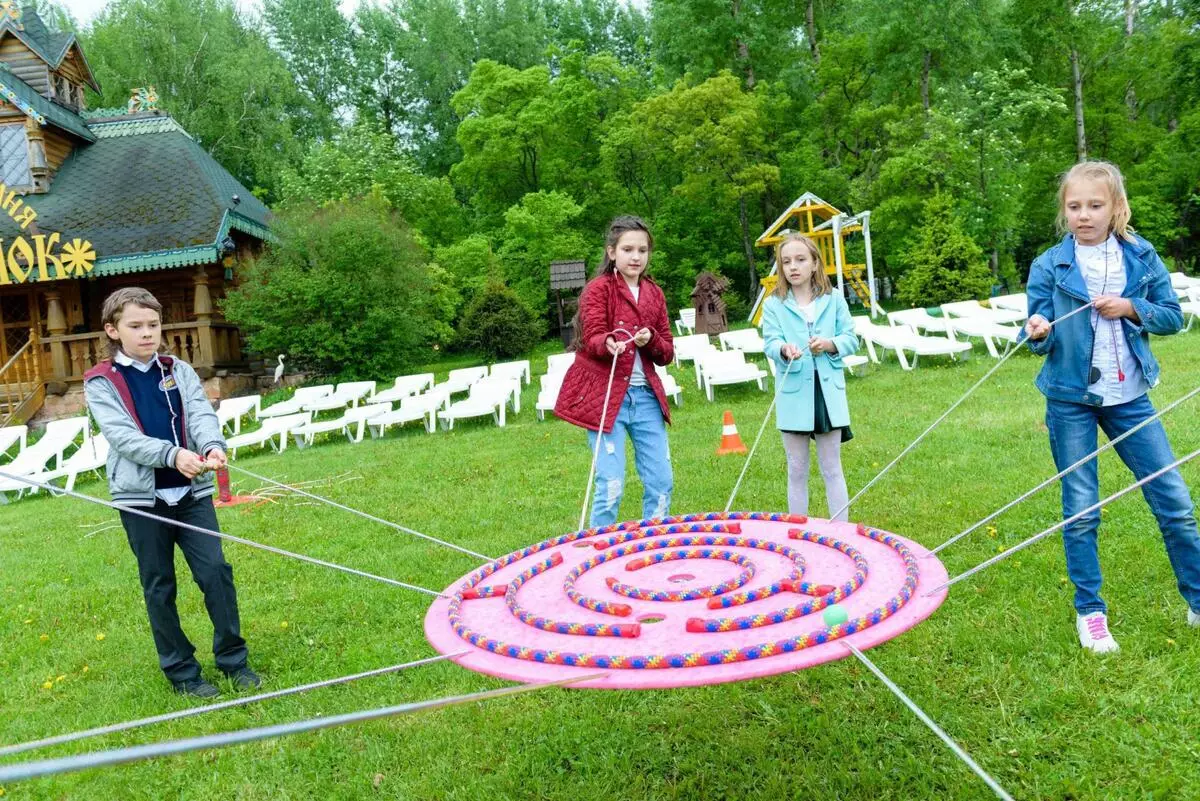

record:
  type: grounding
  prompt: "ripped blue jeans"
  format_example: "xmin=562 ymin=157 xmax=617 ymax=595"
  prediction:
xmin=586 ymin=385 xmax=673 ymax=527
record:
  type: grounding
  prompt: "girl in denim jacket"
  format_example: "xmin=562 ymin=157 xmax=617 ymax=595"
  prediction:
xmin=1025 ymin=161 xmax=1200 ymax=653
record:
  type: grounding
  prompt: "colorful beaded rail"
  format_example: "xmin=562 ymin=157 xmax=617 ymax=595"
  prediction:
xmin=504 ymin=552 xmax=639 ymax=638
xmin=606 ymin=548 xmax=757 ymax=602
xmin=685 ymin=530 xmax=868 ymax=632
xmin=563 ymin=534 xmax=808 ymax=617
xmin=446 ymin=515 xmax=920 ymax=669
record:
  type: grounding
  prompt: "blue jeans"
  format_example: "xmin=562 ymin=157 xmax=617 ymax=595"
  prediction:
xmin=1045 ymin=395 xmax=1200 ymax=615
xmin=586 ymin=386 xmax=673 ymax=527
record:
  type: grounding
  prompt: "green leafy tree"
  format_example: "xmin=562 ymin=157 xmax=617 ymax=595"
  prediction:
xmin=83 ymin=0 xmax=309 ymax=200
xmin=650 ymin=0 xmax=806 ymax=89
xmin=611 ymin=72 xmax=778 ymax=302
xmin=434 ymin=234 xmax=503 ymax=310
xmin=262 ymin=0 xmax=353 ymax=138
xmin=278 ymin=124 xmax=463 ymax=246
xmin=222 ymin=193 xmax=458 ymax=378
xmin=896 ymin=193 xmax=994 ymax=306
xmin=497 ymin=191 xmax=591 ymax=318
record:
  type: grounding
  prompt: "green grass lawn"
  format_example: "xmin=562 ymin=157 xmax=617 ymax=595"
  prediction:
xmin=2 ymin=331 xmax=1199 ymax=800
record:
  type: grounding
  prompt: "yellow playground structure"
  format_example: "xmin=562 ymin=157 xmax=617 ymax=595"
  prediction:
xmin=749 ymin=193 xmax=883 ymax=325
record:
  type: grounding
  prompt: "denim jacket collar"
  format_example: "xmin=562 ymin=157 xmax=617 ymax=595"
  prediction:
xmin=1050 ymin=233 xmax=1156 ymax=302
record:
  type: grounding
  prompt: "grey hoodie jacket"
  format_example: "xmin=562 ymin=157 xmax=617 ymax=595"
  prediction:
xmin=84 ymin=355 xmax=226 ymax=507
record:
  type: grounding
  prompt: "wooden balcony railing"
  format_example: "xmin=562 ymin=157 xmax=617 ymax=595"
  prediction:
xmin=0 ymin=331 xmax=45 ymax=427
xmin=41 ymin=321 xmax=246 ymax=383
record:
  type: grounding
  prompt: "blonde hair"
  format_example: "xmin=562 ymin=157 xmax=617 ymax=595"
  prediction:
xmin=773 ymin=233 xmax=832 ymax=300
xmin=101 ymin=287 xmax=166 ymax=359
xmin=1056 ymin=160 xmax=1135 ymax=242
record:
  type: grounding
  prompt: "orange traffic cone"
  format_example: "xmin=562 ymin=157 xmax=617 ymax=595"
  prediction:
xmin=716 ymin=410 xmax=748 ymax=455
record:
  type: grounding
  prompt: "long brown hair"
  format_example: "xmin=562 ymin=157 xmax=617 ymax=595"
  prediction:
xmin=100 ymin=287 xmax=167 ymax=359
xmin=569 ymin=216 xmax=656 ymax=349
xmin=773 ymin=233 xmax=832 ymax=300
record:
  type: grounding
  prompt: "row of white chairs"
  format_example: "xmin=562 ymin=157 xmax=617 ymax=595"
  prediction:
xmin=0 ymin=418 xmax=107 ymax=501
xmin=225 ymin=375 xmax=528 ymax=457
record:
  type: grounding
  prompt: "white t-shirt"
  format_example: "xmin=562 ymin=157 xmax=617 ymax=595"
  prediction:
xmin=627 ymin=280 xmax=647 ymax=387
xmin=1075 ymin=234 xmax=1148 ymax=405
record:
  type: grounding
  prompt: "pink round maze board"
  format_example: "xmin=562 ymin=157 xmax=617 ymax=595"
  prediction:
xmin=424 ymin=512 xmax=948 ymax=690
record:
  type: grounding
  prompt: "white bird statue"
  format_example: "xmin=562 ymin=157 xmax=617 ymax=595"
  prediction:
xmin=273 ymin=354 xmax=285 ymax=384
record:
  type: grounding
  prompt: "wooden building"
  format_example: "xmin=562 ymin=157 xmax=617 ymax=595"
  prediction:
xmin=0 ymin=4 xmax=270 ymax=425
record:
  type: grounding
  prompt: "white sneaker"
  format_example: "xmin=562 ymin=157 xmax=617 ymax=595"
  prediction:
xmin=1077 ymin=612 xmax=1120 ymax=654
xmin=1188 ymin=609 xmax=1200 ymax=628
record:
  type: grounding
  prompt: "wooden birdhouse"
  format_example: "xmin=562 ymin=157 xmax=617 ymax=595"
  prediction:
xmin=549 ymin=259 xmax=587 ymax=347
xmin=691 ymin=271 xmax=730 ymax=335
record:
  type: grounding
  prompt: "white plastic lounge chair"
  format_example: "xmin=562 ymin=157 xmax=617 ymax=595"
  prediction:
xmin=491 ymin=360 xmax=531 ymax=385
xmin=1170 ymin=272 xmax=1200 ymax=300
xmin=535 ymin=372 xmax=565 ymax=421
xmin=0 ymin=417 xmax=90 ymax=500
xmin=226 ymin=412 xmax=312 ymax=458
xmin=654 ymin=364 xmax=684 ymax=406
xmin=697 ymin=350 xmax=768 ymax=402
xmin=887 ymin=308 xmax=952 ymax=335
xmin=546 ymin=352 xmax=576 ymax=375
xmin=1182 ymin=286 xmax=1200 ymax=332
xmin=0 ymin=424 xmax=27 ymax=461
xmin=216 ymin=396 xmax=261 ymax=436
xmin=941 ymin=299 xmax=1026 ymax=326
xmin=718 ymin=328 xmax=766 ymax=355
xmin=989 ymin=293 xmax=1028 ymax=317
xmin=675 ymin=308 xmax=696 ymax=336
xmin=853 ymin=317 xmax=972 ymax=370
xmin=258 ymin=386 xmax=333 ymax=419
xmin=370 ymin=373 xmax=435 ymax=405
xmin=434 ymin=366 xmax=488 ymax=397
xmin=674 ymin=334 xmax=719 ymax=388
xmin=303 ymin=381 xmax=376 ymax=413
xmin=437 ymin=377 xmax=520 ymax=429
xmin=940 ymin=302 xmax=1022 ymax=358
xmin=27 ymin=435 xmax=110 ymax=495
xmin=369 ymin=388 xmax=450 ymax=437
xmin=673 ymin=334 xmax=712 ymax=367
xmin=291 ymin=404 xmax=392 ymax=448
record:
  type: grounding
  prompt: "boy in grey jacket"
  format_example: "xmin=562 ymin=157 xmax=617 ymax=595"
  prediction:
xmin=85 ymin=287 xmax=259 ymax=698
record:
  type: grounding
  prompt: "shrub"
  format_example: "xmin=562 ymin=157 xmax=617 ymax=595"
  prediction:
xmin=896 ymin=192 xmax=994 ymax=307
xmin=457 ymin=282 xmax=544 ymax=360
xmin=222 ymin=193 xmax=458 ymax=379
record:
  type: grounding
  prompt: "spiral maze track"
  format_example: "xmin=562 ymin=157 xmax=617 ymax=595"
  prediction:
xmin=425 ymin=512 xmax=948 ymax=689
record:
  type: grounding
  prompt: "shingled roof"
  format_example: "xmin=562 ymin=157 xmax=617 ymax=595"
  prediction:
xmin=2 ymin=112 xmax=272 ymax=275
xmin=1 ymin=5 xmax=100 ymax=90
xmin=0 ymin=62 xmax=95 ymax=142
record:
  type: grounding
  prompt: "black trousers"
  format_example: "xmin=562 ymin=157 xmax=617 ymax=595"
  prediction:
xmin=119 ymin=493 xmax=248 ymax=683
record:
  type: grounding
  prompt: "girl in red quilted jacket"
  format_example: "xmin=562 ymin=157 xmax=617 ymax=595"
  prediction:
xmin=555 ymin=216 xmax=676 ymax=527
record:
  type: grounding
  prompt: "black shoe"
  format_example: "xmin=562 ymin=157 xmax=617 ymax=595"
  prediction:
xmin=173 ymin=677 xmax=220 ymax=699
xmin=224 ymin=666 xmax=261 ymax=691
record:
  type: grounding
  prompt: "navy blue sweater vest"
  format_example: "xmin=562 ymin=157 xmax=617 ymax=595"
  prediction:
xmin=115 ymin=362 xmax=190 ymax=489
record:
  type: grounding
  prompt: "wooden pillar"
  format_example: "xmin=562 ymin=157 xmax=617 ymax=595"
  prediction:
xmin=25 ymin=118 xmax=50 ymax=194
xmin=45 ymin=288 xmax=68 ymax=379
xmin=193 ymin=264 xmax=216 ymax=366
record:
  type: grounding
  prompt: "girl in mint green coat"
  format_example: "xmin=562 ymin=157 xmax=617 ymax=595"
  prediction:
xmin=761 ymin=233 xmax=860 ymax=520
